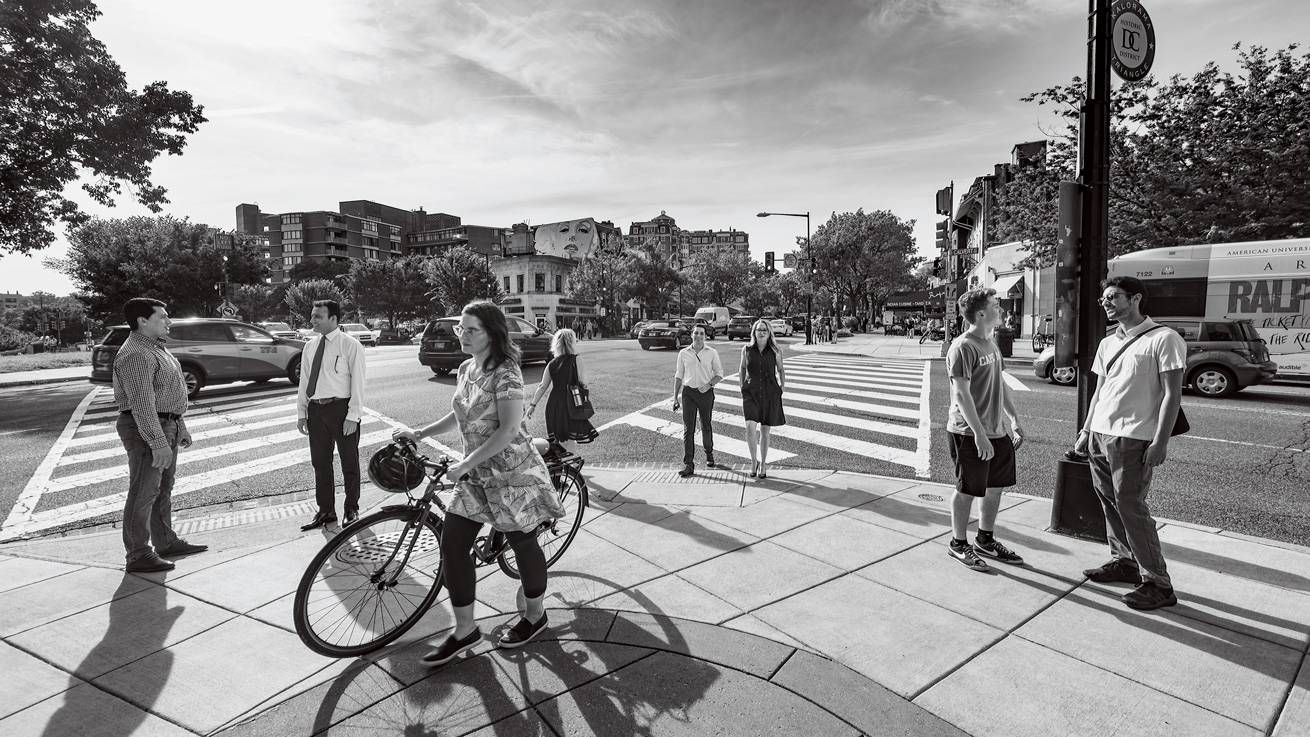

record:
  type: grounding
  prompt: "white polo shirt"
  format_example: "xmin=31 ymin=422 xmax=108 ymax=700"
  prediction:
xmin=1090 ymin=317 xmax=1187 ymax=441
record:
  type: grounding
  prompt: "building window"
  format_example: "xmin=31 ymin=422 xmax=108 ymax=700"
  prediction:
xmin=282 ymin=214 xmax=301 ymax=225
xmin=283 ymin=242 xmax=302 ymax=253
xmin=283 ymin=256 xmax=301 ymax=268
xmin=504 ymin=277 xmax=511 ymax=292
xmin=555 ymin=275 xmax=562 ymax=293
xmin=535 ymin=274 xmax=545 ymax=292
xmin=517 ymin=275 xmax=524 ymax=293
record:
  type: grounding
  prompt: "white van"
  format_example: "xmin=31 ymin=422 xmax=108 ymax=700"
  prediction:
xmin=694 ymin=306 xmax=731 ymax=335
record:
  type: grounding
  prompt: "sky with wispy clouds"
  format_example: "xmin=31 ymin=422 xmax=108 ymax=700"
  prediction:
xmin=5 ymin=0 xmax=1307 ymax=295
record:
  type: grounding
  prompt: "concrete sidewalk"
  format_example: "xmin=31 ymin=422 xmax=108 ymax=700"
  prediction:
xmin=789 ymin=330 xmax=1042 ymax=368
xmin=0 ymin=364 xmax=92 ymax=387
xmin=1 ymin=466 xmax=1307 ymax=735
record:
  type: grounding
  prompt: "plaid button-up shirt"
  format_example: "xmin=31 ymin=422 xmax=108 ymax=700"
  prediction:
xmin=113 ymin=330 xmax=189 ymax=450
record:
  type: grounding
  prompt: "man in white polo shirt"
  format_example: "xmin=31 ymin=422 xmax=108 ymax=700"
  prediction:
xmin=1074 ymin=276 xmax=1186 ymax=610
xmin=672 ymin=325 xmax=723 ymax=477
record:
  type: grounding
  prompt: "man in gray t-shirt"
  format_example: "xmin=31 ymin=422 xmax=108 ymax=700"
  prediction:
xmin=945 ymin=289 xmax=1025 ymax=572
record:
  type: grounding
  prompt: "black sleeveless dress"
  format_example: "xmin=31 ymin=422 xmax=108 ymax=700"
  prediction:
xmin=742 ymin=345 xmax=786 ymax=426
xmin=544 ymin=354 xmax=599 ymax=443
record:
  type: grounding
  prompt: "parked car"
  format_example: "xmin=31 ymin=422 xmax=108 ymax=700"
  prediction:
xmin=638 ymin=320 xmax=693 ymax=350
xmin=787 ymin=315 xmax=807 ymax=333
xmin=377 ymin=325 xmax=414 ymax=345
xmin=678 ymin=317 xmax=716 ymax=339
xmin=769 ymin=318 xmax=794 ymax=337
xmin=90 ymin=319 xmax=307 ymax=399
xmin=1032 ymin=317 xmax=1278 ymax=396
xmin=339 ymin=323 xmax=376 ymax=347
xmin=258 ymin=322 xmax=298 ymax=340
xmin=726 ymin=316 xmax=756 ymax=341
xmin=628 ymin=321 xmax=649 ymax=339
xmin=418 ymin=315 xmax=552 ymax=375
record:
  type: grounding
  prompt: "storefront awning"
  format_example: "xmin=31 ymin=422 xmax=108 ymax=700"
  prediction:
xmin=991 ymin=273 xmax=1024 ymax=298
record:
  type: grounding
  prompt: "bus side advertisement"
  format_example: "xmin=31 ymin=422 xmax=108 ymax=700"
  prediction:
xmin=1108 ymin=239 xmax=1310 ymax=379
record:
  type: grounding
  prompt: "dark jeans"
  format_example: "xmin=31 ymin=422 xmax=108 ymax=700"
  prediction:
xmin=307 ymin=399 xmax=361 ymax=516
xmin=117 ymin=414 xmax=181 ymax=564
xmin=681 ymin=386 xmax=715 ymax=465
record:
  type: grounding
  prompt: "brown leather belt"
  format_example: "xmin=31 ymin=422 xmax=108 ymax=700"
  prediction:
xmin=121 ymin=410 xmax=183 ymax=421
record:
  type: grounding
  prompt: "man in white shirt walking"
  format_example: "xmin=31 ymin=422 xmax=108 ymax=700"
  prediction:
xmin=672 ymin=326 xmax=723 ymax=477
xmin=297 ymin=300 xmax=368 ymax=530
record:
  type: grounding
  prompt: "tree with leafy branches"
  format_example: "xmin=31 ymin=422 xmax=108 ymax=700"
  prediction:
xmin=284 ymin=279 xmax=346 ymax=324
xmin=231 ymin=283 xmax=288 ymax=325
xmin=53 ymin=216 xmax=268 ymax=324
xmin=341 ymin=256 xmax=430 ymax=328
xmin=683 ymin=247 xmax=756 ymax=308
xmin=566 ymin=244 xmax=630 ymax=337
xmin=621 ymin=246 xmax=682 ymax=318
xmin=739 ymin=270 xmax=782 ymax=317
xmin=290 ymin=258 xmax=350 ymax=284
xmin=422 ymin=246 xmax=502 ymax=315
xmin=995 ymin=44 xmax=1310 ymax=269
xmin=1 ymin=0 xmax=206 ymax=254
xmin=810 ymin=209 xmax=919 ymax=319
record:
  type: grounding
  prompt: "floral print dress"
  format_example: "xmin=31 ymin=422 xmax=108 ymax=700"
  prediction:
xmin=446 ymin=358 xmax=565 ymax=532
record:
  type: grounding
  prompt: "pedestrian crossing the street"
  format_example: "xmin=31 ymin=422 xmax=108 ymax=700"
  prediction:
xmin=0 ymin=384 xmax=459 ymax=541
xmin=600 ymin=354 xmax=934 ymax=478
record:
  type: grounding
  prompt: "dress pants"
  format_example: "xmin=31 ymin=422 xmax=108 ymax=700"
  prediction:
xmin=117 ymin=414 xmax=181 ymax=564
xmin=681 ymin=386 xmax=715 ymax=465
xmin=1088 ymin=432 xmax=1171 ymax=588
xmin=307 ymin=399 xmax=361 ymax=516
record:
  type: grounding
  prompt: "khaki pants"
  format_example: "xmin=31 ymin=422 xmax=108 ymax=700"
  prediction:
xmin=1088 ymin=432 xmax=1171 ymax=588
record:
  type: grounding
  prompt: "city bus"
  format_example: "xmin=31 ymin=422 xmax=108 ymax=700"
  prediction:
xmin=1107 ymin=239 xmax=1310 ymax=380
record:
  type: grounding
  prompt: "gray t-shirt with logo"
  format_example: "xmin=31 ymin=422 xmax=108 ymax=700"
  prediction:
xmin=946 ymin=331 xmax=1007 ymax=438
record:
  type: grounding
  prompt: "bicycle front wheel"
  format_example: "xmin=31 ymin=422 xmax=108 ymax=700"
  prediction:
xmin=1032 ymin=334 xmax=1046 ymax=352
xmin=498 ymin=465 xmax=588 ymax=579
xmin=293 ymin=508 xmax=445 ymax=658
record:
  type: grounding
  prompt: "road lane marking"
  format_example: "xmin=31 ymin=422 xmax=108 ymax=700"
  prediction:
xmin=1001 ymin=371 xmax=1030 ymax=392
xmin=613 ymin=411 xmax=797 ymax=462
xmin=2 ymin=387 xmax=102 ymax=531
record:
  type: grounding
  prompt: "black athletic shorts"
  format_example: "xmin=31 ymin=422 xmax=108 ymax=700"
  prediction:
xmin=947 ymin=432 xmax=1017 ymax=497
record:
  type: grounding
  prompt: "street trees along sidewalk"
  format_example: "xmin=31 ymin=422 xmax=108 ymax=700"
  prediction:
xmin=995 ymin=44 xmax=1310 ymax=270
xmin=341 ymin=257 xmax=431 ymax=329
xmin=808 ymin=209 xmax=920 ymax=318
xmin=422 ymin=245 xmax=503 ymax=315
xmin=0 ymin=0 xmax=206 ymax=256
xmin=59 ymin=216 xmax=269 ymax=325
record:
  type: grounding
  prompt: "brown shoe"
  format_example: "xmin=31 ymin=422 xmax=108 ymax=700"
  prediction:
xmin=126 ymin=552 xmax=175 ymax=573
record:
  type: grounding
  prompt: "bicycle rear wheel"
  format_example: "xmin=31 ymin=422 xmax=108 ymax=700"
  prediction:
xmin=1032 ymin=334 xmax=1047 ymax=352
xmin=293 ymin=508 xmax=445 ymax=658
xmin=498 ymin=464 xmax=588 ymax=579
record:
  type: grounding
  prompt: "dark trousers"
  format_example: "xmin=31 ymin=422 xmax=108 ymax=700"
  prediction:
xmin=307 ymin=399 xmax=360 ymax=515
xmin=117 ymin=415 xmax=181 ymax=563
xmin=1088 ymin=432 xmax=1171 ymax=588
xmin=681 ymin=386 xmax=715 ymax=465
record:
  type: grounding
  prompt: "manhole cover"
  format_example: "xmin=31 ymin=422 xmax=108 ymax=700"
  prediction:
xmin=918 ymin=493 xmax=945 ymax=502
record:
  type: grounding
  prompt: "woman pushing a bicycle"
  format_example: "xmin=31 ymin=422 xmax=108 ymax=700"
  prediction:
xmin=394 ymin=300 xmax=565 ymax=666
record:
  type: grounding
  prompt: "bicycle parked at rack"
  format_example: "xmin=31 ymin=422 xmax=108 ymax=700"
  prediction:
xmin=1031 ymin=316 xmax=1055 ymax=352
xmin=292 ymin=437 xmax=588 ymax=658
xmin=919 ymin=327 xmax=946 ymax=344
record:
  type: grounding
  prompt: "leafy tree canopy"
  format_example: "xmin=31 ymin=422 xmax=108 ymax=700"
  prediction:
xmin=995 ymin=44 xmax=1310 ymax=269
xmin=341 ymin=256 xmax=432 ymax=328
xmin=810 ymin=208 xmax=920 ymax=314
xmin=422 ymin=246 xmax=502 ymax=315
xmin=284 ymin=279 xmax=346 ymax=324
xmin=1 ymin=0 xmax=206 ymax=254
xmin=684 ymin=247 xmax=756 ymax=308
xmin=621 ymin=246 xmax=683 ymax=318
xmin=290 ymin=258 xmax=350 ymax=283
xmin=566 ymin=245 xmax=630 ymax=336
xmin=52 ymin=215 xmax=269 ymax=324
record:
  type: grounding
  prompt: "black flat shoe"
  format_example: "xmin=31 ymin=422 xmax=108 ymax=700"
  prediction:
xmin=421 ymin=627 xmax=482 ymax=666
xmin=300 ymin=511 xmax=337 ymax=531
xmin=156 ymin=540 xmax=208 ymax=557
xmin=498 ymin=614 xmax=548 ymax=649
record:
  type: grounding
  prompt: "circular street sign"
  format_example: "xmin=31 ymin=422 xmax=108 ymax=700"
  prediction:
xmin=1110 ymin=0 xmax=1155 ymax=82
xmin=220 ymin=304 xmax=237 ymax=317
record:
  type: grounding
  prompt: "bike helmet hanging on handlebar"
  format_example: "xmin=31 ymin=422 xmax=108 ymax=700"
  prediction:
xmin=368 ymin=442 xmax=426 ymax=493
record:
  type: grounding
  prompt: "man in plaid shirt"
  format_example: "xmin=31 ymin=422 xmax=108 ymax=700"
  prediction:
xmin=114 ymin=298 xmax=208 ymax=573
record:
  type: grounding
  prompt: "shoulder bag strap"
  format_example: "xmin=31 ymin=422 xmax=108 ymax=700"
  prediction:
xmin=1105 ymin=325 xmax=1166 ymax=374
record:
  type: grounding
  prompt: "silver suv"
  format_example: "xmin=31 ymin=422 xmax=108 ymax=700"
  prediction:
xmin=1033 ymin=317 xmax=1277 ymax=397
xmin=90 ymin=319 xmax=307 ymax=399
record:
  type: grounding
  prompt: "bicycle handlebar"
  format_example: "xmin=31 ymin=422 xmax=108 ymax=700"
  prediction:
xmin=392 ymin=436 xmax=469 ymax=482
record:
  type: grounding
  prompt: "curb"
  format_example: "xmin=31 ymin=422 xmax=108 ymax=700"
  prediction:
xmin=0 ymin=375 xmax=87 ymax=388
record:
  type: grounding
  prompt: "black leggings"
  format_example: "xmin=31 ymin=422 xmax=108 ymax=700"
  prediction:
xmin=441 ymin=512 xmax=547 ymax=608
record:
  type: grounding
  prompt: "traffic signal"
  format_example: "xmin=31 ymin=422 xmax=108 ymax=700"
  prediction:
xmin=59 ymin=319 xmax=66 ymax=330
xmin=932 ymin=258 xmax=943 ymax=278
xmin=765 ymin=252 xmax=775 ymax=272
xmin=935 ymin=220 xmax=950 ymax=250
xmin=935 ymin=186 xmax=953 ymax=216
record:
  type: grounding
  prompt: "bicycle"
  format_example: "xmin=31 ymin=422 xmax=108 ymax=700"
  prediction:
xmin=292 ymin=438 xmax=588 ymax=658
xmin=918 ymin=327 xmax=945 ymax=344
xmin=1032 ymin=316 xmax=1054 ymax=352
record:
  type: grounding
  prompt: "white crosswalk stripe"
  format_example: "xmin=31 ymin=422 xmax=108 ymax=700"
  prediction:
xmin=0 ymin=386 xmax=457 ymax=541
xmin=604 ymin=353 xmax=933 ymax=477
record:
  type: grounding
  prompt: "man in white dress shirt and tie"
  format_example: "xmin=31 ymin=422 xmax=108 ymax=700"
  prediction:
xmin=297 ymin=300 xmax=367 ymax=530
xmin=672 ymin=325 xmax=723 ymax=477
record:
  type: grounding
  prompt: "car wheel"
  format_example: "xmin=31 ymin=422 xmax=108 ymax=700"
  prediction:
xmin=1049 ymin=366 xmax=1077 ymax=386
xmin=181 ymin=366 xmax=204 ymax=400
xmin=253 ymin=378 xmax=271 ymax=385
xmin=432 ymin=367 xmax=452 ymax=376
xmin=287 ymin=361 xmax=302 ymax=386
xmin=1191 ymin=365 xmax=1237 ymax=397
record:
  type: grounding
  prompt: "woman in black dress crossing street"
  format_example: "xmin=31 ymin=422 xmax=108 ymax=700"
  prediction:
xmin=740 ymin=320 xmax=786 ymax=478
xmin=527 ymin=328 xmax=599 ymax=452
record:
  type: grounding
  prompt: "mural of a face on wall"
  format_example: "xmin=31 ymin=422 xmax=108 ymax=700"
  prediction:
xmin=534 ymin=219 xmax=598 ymax=259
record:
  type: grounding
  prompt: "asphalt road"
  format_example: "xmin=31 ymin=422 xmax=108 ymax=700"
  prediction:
xmin=1 ymin=338 xmax=1307 ymax=546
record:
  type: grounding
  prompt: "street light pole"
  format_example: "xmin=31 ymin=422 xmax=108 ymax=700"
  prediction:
xmin=757 ymin=211 xmax=812 ymax=345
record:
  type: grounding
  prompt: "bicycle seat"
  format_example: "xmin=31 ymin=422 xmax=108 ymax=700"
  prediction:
xmin=532 ymin=437 xmax=551 ymax=456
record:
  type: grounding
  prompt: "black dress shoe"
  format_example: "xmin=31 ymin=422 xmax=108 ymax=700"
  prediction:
xmin=344 ymin=511 xmax=359 ymax=525
xmin=301 ymin=511 xmax=337 ymax=531
xmin=126 ymin=552 xmax=175 ymax=573
xmin=705 ymin=455 xmax=716 ymax=468
xmin=156 ymin=540 xmax=209 ymax=557
xmin=678 ymin=463 xmax=694 ymax=477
